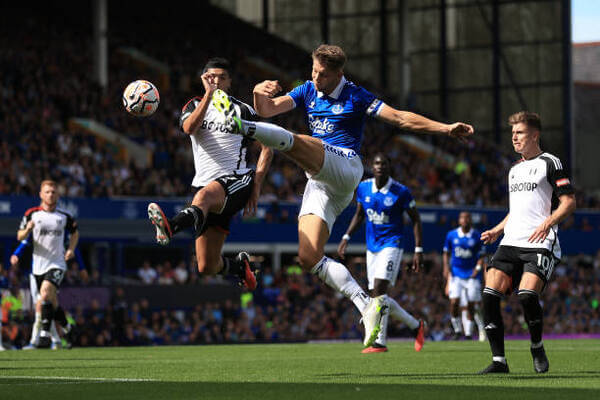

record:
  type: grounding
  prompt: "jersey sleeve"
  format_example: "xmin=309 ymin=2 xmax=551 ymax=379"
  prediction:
xmin=546 ymin=157 xmax=575 ymax=196
xmin=286 ymin=81 xmax=310 ymax=111
xmin=400 ymin=187 xmax=416 ymax=210
xmin=18 ymin=211 xmax=33 ymax=230
xmin=179 ymin=97 xmax=201 ymax=130
xmin=354 ymin=86 xmax=383 ymax=117
xmin=238 ymin=101 xmax=259 ymax=122
xmin=355 ymin=183 xmax=365 ymax=206
xmin=443 ymin=232 xmax=452 ymax=253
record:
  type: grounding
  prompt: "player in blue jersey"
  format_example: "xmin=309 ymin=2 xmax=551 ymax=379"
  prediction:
xmin=337 ymin=153 xmax=425 ymax=353
xmin=443 ymin=211 xmax=486 ymax=341
xmin=215 ymin=44 xmax=473 ymax=347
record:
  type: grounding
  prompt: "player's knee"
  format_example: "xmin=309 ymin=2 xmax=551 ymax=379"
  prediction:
xmin=517 ymin=289 xmax=539 ymax=309
xmin=297 ymin=251 xmax=322 ymax=271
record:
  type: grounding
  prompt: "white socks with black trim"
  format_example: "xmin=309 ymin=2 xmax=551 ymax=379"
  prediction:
xmin=311 ymin=256 xmax=370 ymax=314
xmin=242 ymin=121 xmax=294 ymax=151
xmin=388 ymin=297 xmax=420 ymax=330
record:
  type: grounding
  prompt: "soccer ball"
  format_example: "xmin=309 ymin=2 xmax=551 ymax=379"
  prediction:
xmin=122 ymin=80 xmax=160 ymax=117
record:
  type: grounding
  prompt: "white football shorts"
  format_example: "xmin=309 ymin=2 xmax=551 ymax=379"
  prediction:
xmin=450 ymin=276 xmax=482 ymax=303
xmin=366 ymin=247 xmax=404 ymax=290
xmin=299 ymin=143 xmax=363 ymax=233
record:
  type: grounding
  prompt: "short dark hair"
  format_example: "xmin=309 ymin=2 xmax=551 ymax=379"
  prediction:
xmin=203 ymin=57 xmax=231 ymax=74
xmin=372 ymin=152 xmax=391 ymax=165
xmin=312 ymin=44 xmax=346 ymax=71
xmin=508 ymin=111 xmax=541 ymax=132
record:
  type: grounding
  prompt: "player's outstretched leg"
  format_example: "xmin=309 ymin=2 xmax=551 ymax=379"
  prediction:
xmin=214 ymin=90 xmax=294 ymax=152
xmin=518 ymin=289 xmax=549 ymax=373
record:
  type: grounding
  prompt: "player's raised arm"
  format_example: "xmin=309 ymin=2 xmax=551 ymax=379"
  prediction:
xmin=376 ymin=104 xmax=474 ymax=142
xmin=337 ymin=202 xmax=365 ymax=260
xmin=181 ymin=72 xmax=222 ymax=135
xmin=252 ymin=80 xmax=295 ymax=118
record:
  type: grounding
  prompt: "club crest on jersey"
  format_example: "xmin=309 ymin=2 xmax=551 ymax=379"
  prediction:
xmin=308 ymin=101 xmax=315 ymax=109
xmin=331 ymin=103 xmax=344 ymax=114
xmin=384 ymin=197 xmax=394 ymax=207
xmin=365 ymin=196 xmax=371 ymax=203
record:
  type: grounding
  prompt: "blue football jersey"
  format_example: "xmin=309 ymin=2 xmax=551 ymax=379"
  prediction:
xmin=357 ymin=178 xmax=415 ymax=252
xmin=287 ymin=77 xmax=383 ymax=153
xmin=443 ymin=228 xmax=485 ymax=279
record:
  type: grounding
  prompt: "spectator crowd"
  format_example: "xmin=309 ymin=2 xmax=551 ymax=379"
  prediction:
xmin=2 ymin=250 xmax=599 ymax=348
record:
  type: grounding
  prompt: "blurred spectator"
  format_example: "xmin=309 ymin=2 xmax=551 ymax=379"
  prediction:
xmin=138 ymin=261 xmax=157 ymax=284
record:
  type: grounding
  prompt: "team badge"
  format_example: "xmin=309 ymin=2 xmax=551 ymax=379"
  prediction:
xmin=454 ymin=239 xmax=459 ymax=244
xmin=331 ymin=103 xmax=344 ymax=114
xmin=468 ymin=239 xmax=475 ymax=247
xmin=384 ymin=197 xmax=394 ymax=207
xmin=365 ymin=196 xmax=370 ymax=203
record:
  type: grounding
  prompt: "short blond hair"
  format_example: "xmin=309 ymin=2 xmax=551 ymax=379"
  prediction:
xmin=312 ymin=44 xmax=346 ymax=71
xmin=40 ymin=180 xmax=57 ymax=190
xmin=508 ymin=111 xmax=541 ymax=132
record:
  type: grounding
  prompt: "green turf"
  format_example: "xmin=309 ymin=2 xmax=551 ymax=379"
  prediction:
xmin=1 ymin=340 xmax=599 ymax=399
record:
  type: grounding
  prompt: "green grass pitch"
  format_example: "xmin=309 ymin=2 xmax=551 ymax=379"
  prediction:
xmin=1 ymin=340 xmax=599 ymax=399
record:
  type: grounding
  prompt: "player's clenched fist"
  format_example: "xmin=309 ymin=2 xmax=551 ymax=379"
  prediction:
xmin=253 ymin=80 xmax=282 ymax=97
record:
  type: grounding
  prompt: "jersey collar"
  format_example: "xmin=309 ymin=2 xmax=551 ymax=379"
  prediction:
xmin=457 ymin=228 xmax=473 ymax=238
xmin=372 ymin=177 xmax=393 ymax=194
xmin=316 ymin=76 xmax=346 ymax=99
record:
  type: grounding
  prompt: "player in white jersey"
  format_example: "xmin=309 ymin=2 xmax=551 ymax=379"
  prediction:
xmin=215 ymin=44 xmax=473 ymax=347
xmin=147 ymin=58 xmax=273 ymax=290
xmin=17 ymin=180 xmax=79 ymax=349
xmin=478 ymin=112 xmax=576 ymax=374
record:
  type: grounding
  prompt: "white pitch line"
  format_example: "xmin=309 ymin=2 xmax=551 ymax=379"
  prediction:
xmin=0 ymin=375 xmax=156 ymax=382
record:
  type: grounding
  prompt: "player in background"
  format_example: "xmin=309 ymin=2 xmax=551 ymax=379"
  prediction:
xmin=443 ymin=211 xmax=485 ymax=341
xmin=17 ymin=180 xmax=79 ymax=349
xmin=216 ymin=44 xmax=473 ymax=346
xmin=479 ymin=112 xmax=576 ymax=374
xmin=147 ymin=58 xmax=273 ymax=290
xmin=337 ymin=153 xmax=425 ymax=353
xmin=10 ymin=236 xmax=65 ymax=349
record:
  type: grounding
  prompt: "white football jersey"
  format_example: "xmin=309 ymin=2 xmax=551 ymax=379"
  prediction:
xmin=19 ymin=207 xmax=78 ymax=275
xmin=179 ymin=96 xmax=258 ymax=187
xmin=500 ymin=152 xmax=574 ymax=258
